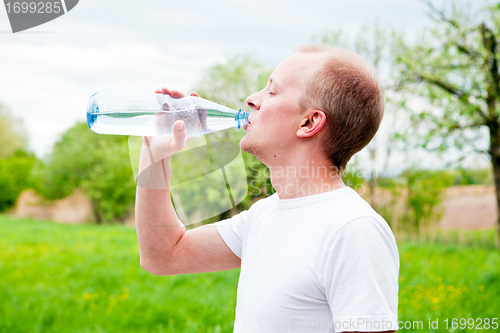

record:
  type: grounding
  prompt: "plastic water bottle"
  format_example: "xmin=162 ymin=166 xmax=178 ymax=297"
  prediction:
xmin=86 ymin=91 xmax=250 ymax=137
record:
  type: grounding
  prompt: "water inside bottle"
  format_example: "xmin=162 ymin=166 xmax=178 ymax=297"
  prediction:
xmin=88 ymin=106 xmax=248 ymax=137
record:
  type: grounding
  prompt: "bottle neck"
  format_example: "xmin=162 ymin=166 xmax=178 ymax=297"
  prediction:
xmin=236 ymin=109 xmax=249 ymax=129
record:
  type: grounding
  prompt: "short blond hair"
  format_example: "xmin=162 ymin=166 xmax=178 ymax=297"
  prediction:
xmin=296 ymin=44 xmax=384 ymax=170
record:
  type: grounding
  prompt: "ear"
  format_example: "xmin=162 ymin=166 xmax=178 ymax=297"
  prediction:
xmin=296 ymin=109 xmax=327 ymax=138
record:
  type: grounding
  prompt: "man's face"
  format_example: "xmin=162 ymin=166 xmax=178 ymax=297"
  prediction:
xmin=240 ymin=52 xmax=325 ymax=165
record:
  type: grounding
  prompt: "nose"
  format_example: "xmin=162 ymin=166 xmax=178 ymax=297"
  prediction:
xmin=246 ymin=91 xmax=261 ymax=111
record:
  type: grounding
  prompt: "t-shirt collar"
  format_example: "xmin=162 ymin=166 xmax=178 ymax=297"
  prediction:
xmin=277 ymin=186 xmax=354 ymax=210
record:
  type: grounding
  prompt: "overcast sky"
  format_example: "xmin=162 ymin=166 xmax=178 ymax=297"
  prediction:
xmin=0 ymin=0 xmax=492 ymax=170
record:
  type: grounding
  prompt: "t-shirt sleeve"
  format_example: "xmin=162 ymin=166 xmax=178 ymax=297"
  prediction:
xmin=214 ymin=209 xmax=249 ymax=259
xmin=324 ymin=216 xmax=399 ymax=332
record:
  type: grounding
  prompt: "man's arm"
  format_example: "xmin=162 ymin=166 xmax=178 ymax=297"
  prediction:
xmin=324 ymin=217 xmax=400 ymax=333
xmin=135 ymin=88 xmax=241 ymax=276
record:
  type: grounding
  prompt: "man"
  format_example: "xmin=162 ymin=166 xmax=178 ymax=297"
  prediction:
xmin=135 ymin=44 xmax=399 ymax=333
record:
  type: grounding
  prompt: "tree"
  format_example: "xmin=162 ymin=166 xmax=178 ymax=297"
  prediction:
xmin=195 ymin=55 xmax=271 ymax=112
xmin=0 ymin=150 xmax=35 ymax=212
xmin=0 ymin=104 xmax=28 ymax=159
xmin=0 ymin=103 xmax=32 ymax=211
xmin=193 ymin=55 xmax=274 ymax=214
xmin=32 ymin=122 xmax=136 ymax=223
xmin=395 ymin=0 xmax=500 ymax=245
xmin=317 ymin=22 xmax=408 ymax=208
xmin=403 ymin=169 xmax=454 ymax=235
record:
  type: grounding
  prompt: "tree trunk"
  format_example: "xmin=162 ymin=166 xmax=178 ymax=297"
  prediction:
xmin=368 ymin=144 xmax=377 ymax=208
xmin=492 ymin=162 xmax=500 ymax=249
xmin=489 ymin=121 xmax=500 ymax=249
xmin=92 ymin=201 xmax=103 ymax=224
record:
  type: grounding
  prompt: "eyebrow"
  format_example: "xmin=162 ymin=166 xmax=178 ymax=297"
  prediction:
xmin=269 ymin=77 xmax=278 ymax=88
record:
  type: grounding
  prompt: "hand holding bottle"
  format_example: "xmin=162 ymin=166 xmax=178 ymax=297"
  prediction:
xmin=143 ymin=88 xmax=199 ymax=162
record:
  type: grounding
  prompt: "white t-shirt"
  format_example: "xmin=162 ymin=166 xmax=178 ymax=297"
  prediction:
xmin=214 ymin=186 xmax=399 ymax=333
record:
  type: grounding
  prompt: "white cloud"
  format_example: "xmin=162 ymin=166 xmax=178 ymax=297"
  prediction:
xmin=0 ymin=41 xmax=221 ymax=156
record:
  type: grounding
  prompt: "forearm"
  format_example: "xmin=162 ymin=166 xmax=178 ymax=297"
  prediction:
xmin=135 ymin=142 xmax=186 ymax=272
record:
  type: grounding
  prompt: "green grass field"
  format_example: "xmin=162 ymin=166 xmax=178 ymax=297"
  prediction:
xmin=0 ymin=216 xmax=499 ymax=333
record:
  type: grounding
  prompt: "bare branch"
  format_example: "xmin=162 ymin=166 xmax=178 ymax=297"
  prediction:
xmin=449 ymin=121 xmax=487 ymax=132
xmin=419 ymin=0 xmax=460 ymax=28
xmin=443 ymin=155 xmax=467 ymax=169
xmin=431 ymin=145 xmax=488 ymax=169
xmin=434 ymin=60 xmax=475 ymax=71
xmin=417 ymin=74 xmax=466 ymax=98
xmin=416 ymin=73 xmax=489 ymax=119
xmin=421 ymin=1 xmax=482 ymax=61
xmin=474 ymin=148 xmax=489 ymax=155
xmin=455 ymin=42 xmax=482 ymax=60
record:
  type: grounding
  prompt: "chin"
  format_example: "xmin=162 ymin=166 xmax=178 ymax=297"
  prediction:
xmin=240 ymin=138 xmax=251 ymax=154
xmin=240 ymin=137 xmax=264 ymax=161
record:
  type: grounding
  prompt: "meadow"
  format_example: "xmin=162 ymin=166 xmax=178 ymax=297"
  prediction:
xmin=0 ymin=216 xmax=499 ymax=333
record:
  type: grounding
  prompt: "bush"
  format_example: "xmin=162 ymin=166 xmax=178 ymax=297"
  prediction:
xmin=450 ymin=167 xmax=493 ymax=186
xmin=0 ymin=150 xmax=35 ymax=212
xmin=32 ymin=122 xmax=136 ymax=223
xmin=402 ymin=169 xmax=454 ymax=233
xmin=378 ymin=167 xmax=491 ymax=234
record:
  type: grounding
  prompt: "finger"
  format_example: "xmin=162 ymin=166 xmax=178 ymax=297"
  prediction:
xmin=161 ymin=87 xmax=171 ymax=95
xmin=170 ymin=90 xmax=185 ymax=98
xmin=155 ymin=89 xmax=162 ymax=94
xmin=190 ymin=91 xmax=200 ymax=97
xmin=169 ymin=120 xmax=187 ymax=151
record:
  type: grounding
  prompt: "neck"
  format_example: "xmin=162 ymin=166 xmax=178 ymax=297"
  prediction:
xmin=268 ymin=156 xmax=345 ymax=199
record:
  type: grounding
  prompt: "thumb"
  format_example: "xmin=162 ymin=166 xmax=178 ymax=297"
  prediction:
xmin=169 ymin=120 xmax=187 ymax=151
